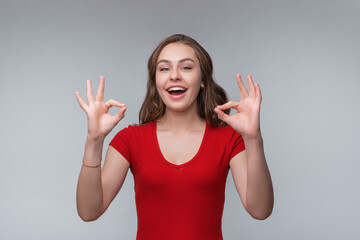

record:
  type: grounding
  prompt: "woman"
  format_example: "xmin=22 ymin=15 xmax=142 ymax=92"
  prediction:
xmin=75 ymin=34 xmax=273 ymax=240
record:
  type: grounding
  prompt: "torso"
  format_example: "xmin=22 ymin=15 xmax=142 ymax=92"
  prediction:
xmin=109 ymin=121 xmax=246 ymax=239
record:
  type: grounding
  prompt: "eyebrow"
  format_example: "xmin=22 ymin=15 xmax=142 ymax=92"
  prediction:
xmin=157 ymin=58 xmax=195 ymax=65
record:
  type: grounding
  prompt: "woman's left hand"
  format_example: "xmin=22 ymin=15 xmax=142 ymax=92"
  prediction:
xmin=214 ymin=74 xmax=262 ymax=140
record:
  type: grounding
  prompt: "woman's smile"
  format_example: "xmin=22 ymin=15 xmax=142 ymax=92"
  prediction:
xmin=166 ymin=85 xmax=187 ymax=99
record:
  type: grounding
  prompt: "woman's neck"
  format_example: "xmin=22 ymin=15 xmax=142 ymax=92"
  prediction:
xmin=157 ymin=106 xmax=205 ymax=132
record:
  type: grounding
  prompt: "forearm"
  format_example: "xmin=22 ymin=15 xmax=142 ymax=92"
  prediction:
xmin=76 ymin=137 xmax=105 ymax=221
xmin=244 ymin=133 xmax=274 ymax=220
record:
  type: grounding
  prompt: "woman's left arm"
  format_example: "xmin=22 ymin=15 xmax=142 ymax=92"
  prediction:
xmin=214 ymin=74 xmax=274 ymax=220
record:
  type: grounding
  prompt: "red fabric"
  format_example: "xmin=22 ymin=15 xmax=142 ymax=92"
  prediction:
xmin=109 ymin=121 xmax=245 ymax=240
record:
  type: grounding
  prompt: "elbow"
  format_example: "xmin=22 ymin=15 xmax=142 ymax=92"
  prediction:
xmin=76 ymin=198 xmax=103 ymax=222
xmin=249 ymin=208 xmax=273 ymax=220
xmin=79 ymin=214 xmax=99 ymax=222
xmin=245 ymin=192 xmax=274 ymax=220
xmin=245 ymin=202 xmax=273 ymax=220
xmin=77 ymin=208 xmax=101 ymax=222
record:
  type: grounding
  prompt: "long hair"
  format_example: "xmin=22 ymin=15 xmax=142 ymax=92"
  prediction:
xmin=139 ymin=34 xmax=230 ymax=127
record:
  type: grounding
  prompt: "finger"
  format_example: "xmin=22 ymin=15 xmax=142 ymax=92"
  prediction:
xmin=247 ymin=75 xmax=256 ymax=98
xmin=95 ymin=76 xmax=105 ymax=102
xmin=86 ymin=79 xmax=95 ymax=104
xmin=113 ymin=106 xmax=127 ymax=122
xmin=214 ymin=107 xmax=231 ymax=125
xmin=255 ymin=82 xmax=262 ymax=103
xmin=104 ymin=99 xmax=126 ymax=110
xmin=236 ymin=74 xmax=249 ymax=99
xmin=216 ymin=101 xmax=239 ymax=111
xmin=75 ymin=91 xmax=90 ymax=113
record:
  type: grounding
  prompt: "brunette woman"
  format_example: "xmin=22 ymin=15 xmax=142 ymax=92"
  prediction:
xmin=75 ymin=34 xmax=273 ymax=240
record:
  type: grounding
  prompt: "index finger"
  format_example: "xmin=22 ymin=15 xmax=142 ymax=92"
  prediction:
xmin=95 ymin=75 xmax=105 ymax=102
xmin=75 ymin=91 xmax=90 ymax=113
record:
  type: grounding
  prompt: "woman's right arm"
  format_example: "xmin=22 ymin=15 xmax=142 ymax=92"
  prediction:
xmin=75 ymin=76 xmax=129 ymax=221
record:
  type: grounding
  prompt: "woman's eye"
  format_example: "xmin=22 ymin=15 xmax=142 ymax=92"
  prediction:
xmin=160 ymin=67 xmax=169 ymax=71
xmin=182 ymin=66 xmax=192 ymax=70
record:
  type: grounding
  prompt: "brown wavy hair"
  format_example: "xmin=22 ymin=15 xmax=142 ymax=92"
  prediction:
xmin=139 ymin=34 xmax=230 ymax=127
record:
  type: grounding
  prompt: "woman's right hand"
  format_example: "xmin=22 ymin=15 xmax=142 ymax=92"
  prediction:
xmin=75 ymin=76 xmax=126 ymax=141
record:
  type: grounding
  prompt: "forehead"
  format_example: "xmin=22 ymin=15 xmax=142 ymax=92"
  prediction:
xmin=158 ymin=43 xmax=198 ymax=62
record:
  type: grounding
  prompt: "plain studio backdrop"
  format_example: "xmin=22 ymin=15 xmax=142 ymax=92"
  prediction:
xmin=0 ymin=0 xmax=359 ymax=239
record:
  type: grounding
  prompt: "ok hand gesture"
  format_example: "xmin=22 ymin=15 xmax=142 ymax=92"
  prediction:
xmin=214 ymin=74 xmax=262 ymax=140
xmin=75 ymin=76 xmax=126 ymax=141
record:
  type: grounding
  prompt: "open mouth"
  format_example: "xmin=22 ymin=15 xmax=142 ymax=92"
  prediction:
xmin=167 ymin=87 xmax=187 ymax=95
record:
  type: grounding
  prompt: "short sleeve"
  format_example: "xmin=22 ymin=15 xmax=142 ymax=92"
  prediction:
xmin=229 ymin=129 xmax=246 ymax=161
xmin=109 ymin=126 xmax=132 ymax=165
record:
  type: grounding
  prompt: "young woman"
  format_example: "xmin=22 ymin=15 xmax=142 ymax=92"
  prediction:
xmin=75 ymin=34 xmax=273 ymax=240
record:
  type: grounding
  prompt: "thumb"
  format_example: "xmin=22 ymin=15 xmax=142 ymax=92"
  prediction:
xmin=214 ymin=107 xmax=231 ymax=124
xmin=113 ymin=106 xmax=127 ymax=123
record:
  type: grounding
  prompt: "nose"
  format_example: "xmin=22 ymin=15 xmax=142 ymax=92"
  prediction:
xmin=170 ymin=68 xmax=180 ymax=81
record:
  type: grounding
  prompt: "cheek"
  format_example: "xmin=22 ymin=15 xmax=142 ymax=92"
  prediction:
xmin=194 ymin=77 xmax=203 ymax=96
xmin=155 ymin=72 xmax=165 ymax=85
xmin=155 ymin=76 xmax=165 ymax=97
xmin=194 ymin=74 xmax=202 ymax=89
xmin=155 ymin=74 xmax=161 ymax=89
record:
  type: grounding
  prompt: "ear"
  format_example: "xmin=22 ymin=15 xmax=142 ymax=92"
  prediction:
xmin=200 ymin=82 xmax=205 ymax=89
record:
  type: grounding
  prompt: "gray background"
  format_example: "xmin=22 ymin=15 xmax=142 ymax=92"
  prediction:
xmin=1 ymin=0 xmax=359 ymax=239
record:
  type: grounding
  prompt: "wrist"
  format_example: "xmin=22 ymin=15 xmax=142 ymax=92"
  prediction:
xmin=242 ymin=131 xmax=263 ymax=143
xmin=86 ymin=134 xmax=106 ymax=143
xmin=82 ymin=161 xmax=102 ymax=168
xmin=83 ymin=136 xmax=104 ymax=167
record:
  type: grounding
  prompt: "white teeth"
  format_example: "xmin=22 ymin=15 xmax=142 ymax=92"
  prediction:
xmin=168 ymin=87 xmax=187 ymax=91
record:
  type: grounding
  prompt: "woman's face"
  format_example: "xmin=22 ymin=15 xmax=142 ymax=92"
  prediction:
xmin=155 ymin=43 xmax=202 ymax=113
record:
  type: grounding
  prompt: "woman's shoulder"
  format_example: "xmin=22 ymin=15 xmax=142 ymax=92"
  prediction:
xmin=207 ymin=123 xmax=235 ymax=134
xmin=110 ymin=122 xmax=155 ymax=145
xmin=126 ymin=121 xmax=154 ymax=129
xmin=117 ymin=121 xmax=155 ymax=135
xmin=207 ymin=123 xmax=242 ymax=140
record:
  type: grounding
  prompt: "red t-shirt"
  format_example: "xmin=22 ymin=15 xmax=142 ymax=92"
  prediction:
xmin=109 ymin=121 xmax=245 ymax=240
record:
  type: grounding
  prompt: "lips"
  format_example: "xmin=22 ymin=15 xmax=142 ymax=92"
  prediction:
xmin=165 ymin=85 xmax=187 ymax=99
xmin=166 ymin=86 xmax=187 ymax=95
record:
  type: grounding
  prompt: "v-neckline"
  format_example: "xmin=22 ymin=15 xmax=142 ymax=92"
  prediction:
xmin=153 ymin=121 xmax=208 ymax=169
